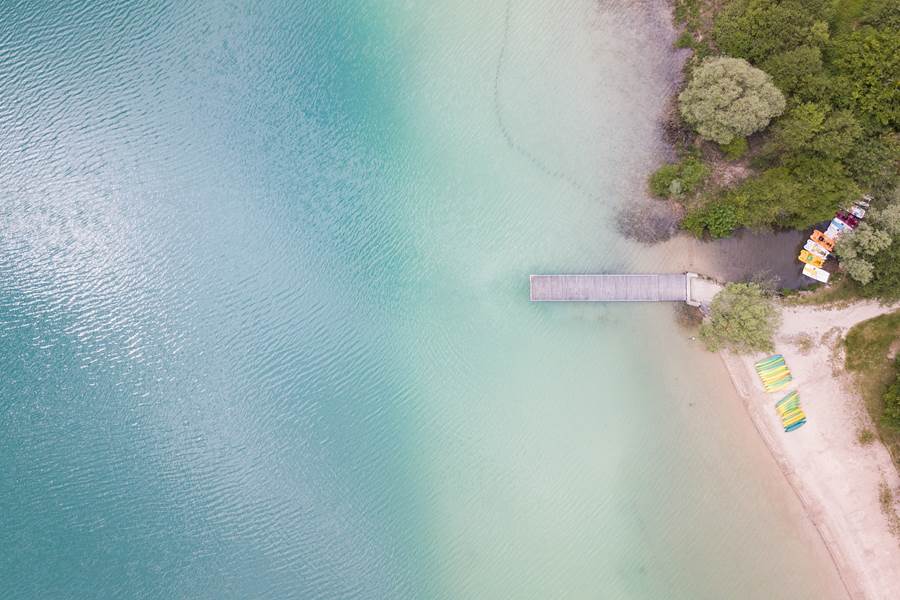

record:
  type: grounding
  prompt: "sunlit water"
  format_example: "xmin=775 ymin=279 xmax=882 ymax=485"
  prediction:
xmin=1 ymin=2 xmax=846 ymax=598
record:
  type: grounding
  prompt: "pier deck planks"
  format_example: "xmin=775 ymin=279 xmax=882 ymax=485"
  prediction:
xmin=529 ymin=274 xmax=688 ymax=302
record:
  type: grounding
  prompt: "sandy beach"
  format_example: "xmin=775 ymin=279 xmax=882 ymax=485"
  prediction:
xmin=721 ymin=301 xmax=900 ymax=600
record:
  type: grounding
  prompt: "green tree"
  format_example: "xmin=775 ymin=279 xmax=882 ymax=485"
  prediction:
xmin=679 ymin=57 xmax=786 ymax=144
xmin=829 ymin=27 xmax=900 ymax=128
xmin=761 ymin=46 xmax=823 ymax=95
xmin=809 ymin=110 xmax=862 ymax=159
xmin=773 ymin=104 xmax=862 ymax=160
xmin=836 ymin=222 xmax=893 ymax=286
xmin=843 ymin=134 xmax=900 ymax=191
xmin=773 ymin=102 xmax=826 ymax=153
xmin=844 ymin=190 xmax=900 ymax=300
xmin=700 ymin=282 xmax=781 ymax=353
xmin=840 ymin=222 xmax=893 ymax=257
xmin=862 ymin=243 xmax=900 ymax=300
xmin=861 ymin=0 xmax=900 ymax=32
xmin=780 ymin=156 xmax=860 ymax=227
xmin=873 ymin=191 xmax=900 ymax=236
xmin=844 ymin=257 xmax=876 ymax=285
xmin=714 ymin=0 xmax=830 ymax=64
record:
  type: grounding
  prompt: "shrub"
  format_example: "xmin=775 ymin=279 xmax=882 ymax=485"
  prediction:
xmin=649 ymin=164 xmax=680 ymax=197
xmin=778 ymin=156 xmax=860 ymax=227
xmin=858 ymin=428 xmax=876 ymax=445
xmin=675 ymin=31 xmax=695 ymax=49
xmin=679 ymin=57 xmax=786 ymax=144
xmin=700 ymin=282 xmax=781 ymax=353
xmin=679 ymin=157 xmax=710 ymax=191
xmin=683 ymin=201 xmax=741 ymax=238
xmin=648 ymin=157 xmax=709 ymax=198
xmin=720 ymin=136 xmax=748 ymax=160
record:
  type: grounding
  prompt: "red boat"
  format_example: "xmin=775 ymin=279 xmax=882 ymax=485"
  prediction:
xmin=836 ymin=210 xmax=859 ymax=228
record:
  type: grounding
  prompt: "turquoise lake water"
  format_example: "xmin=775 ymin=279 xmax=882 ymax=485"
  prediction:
xmin=1 ymin=2 xmax=847 ymax=598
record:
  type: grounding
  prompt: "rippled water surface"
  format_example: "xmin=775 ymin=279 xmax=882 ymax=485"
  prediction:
xmin=1 ymin=1 xmax=846 ymax=598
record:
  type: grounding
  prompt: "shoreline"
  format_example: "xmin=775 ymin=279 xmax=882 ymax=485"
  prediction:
xmin=718 ymin=302 xmax=900 ymax=600
xmin=624 ymin=2 xmax=898 ymax=596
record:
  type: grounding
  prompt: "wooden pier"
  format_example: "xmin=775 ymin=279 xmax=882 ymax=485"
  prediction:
xmin=529 ymin=273 xmax=697 ymax=304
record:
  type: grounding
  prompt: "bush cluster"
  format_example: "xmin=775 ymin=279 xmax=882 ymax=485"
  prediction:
xmin=648 ymin=156 xmax=709 ymax=199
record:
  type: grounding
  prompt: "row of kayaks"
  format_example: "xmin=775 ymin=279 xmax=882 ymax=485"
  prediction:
xmin=755 ymin=355 xmax=806 ymax=432
xmin=776 ymin=390 xmax=807 ymax=432
xmin=754 ymin=354 xmax=793 ymax=393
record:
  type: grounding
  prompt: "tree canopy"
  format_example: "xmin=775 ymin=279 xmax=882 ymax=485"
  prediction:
xmin=679 ymin=57 xmax=786 ymax=144
xmin=700 ymin=283 xmax=780 ymax=353
xmin=713 ymin=0 xmax=830 ymax=64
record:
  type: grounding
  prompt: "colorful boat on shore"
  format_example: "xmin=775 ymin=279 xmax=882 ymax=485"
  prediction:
xmin=802 ymin=264 xmax=830 ymax=283
xmin=798 ymin=249 xmax=825 ymax=267
xmin=810 ymin=230 xmax=836 ymax=252
xmin=801 ymin=197 xmax=874 ymax=283
xmin=804 ymin=239 xmax=830 ymax=259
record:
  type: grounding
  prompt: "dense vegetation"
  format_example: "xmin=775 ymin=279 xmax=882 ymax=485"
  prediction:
xmin=654 ymin=0 xmax=900 ymax=298
xmin=699 ymin=283 xmax=780 ymax=352
xmin=845 ymin=311 xmax=900 ymax=466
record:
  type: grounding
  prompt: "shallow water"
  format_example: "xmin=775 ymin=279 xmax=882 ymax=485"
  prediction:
xmin=1 ymin=1 xmax=845 ymax=598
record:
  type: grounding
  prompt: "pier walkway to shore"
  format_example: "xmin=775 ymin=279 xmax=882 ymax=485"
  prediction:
xmin=529 ymin=273 xmax=719 ymax=306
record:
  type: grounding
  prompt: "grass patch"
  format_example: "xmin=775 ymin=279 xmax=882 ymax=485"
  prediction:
xmin=858 ymin=428 xmax=876 ymax=445
xmin=879 ymin=480 xmax=900 ymax=537
xmin=793 ymin=332 xmax=815 ymax=355
xmin=720 ymin=137 xmax=748 ymax=160
xmin=782 ymin=277 xmax=861 ymax=307
xmin=674 ymin=0 xmax=702 ymax=28
xmin=845 ymin=311 xmax=900 ymax=469
xmin=675 ymin=31 xmax=695 ymax=49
